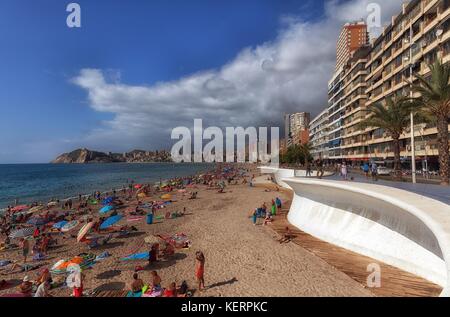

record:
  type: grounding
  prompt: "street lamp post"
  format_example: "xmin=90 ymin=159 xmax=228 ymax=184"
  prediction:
xmin=409 ymin=25 xmax=417 ymax=184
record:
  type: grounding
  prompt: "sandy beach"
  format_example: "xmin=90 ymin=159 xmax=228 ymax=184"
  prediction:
xmin=0 ymin=165 xmax=372 ymax=297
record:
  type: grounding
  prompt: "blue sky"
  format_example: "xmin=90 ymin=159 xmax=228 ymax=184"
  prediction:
xmin=0 ymin=0 xmax=399 ymax=163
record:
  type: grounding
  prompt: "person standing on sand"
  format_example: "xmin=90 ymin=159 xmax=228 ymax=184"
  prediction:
xmin=20 ymin=238 xmax=29 ymax=263
xmin=252 ymin=209 xmax=258 ymax=226
xmin=149 ymin=244 xmax=158 ymax=265
xmin=71 ymin=271 xmax=84 ymax=297
xmin=195 ymin=251 xmax=205 ymax=291
xmin=275 ymin=197 xmax=282 ymax=212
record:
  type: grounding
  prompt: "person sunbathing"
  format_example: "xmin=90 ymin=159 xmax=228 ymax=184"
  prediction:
xmin=5 ymin=262 xmax=43 ymax=275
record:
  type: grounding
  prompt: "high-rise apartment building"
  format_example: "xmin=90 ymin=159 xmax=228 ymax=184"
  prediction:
xmin=311 ymin=0 xmax=450 ymax=169
xmin=336 ymin=21 xmax=369 ymax=71
xmin=360 ymin=0 xmax=450 ymax=168
xmin=284 ymin=114 xmax=292 ymax=147
xmin=283 ymin=112 xmax=311 ymax=148
xmin=309 ymin=108 xmax=329 ymax=160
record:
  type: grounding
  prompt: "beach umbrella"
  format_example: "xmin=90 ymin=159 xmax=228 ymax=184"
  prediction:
xmin=161 ymin=194 xmax=172 ymax=201
xmin=100 ymin=215 xmax=123 ymax=230
xmin=61 ymin=220 xmax=79 ymax=233
xmin=67 ymin=263 xmax=81 ymax=274
xmin=99 ymin=205 xmax=114 ymax=214
xmin=77 ymin=222 xmax=94 ymax=242
xmin=9 ymin=227 xmax=34 ymax=239
xmin=53 ymin=220 xmax=68 ymax=230
xmin=28 ymin=206 xmax=44 ymax=214
xmin=137 ymin=193 xmax=147 ymax=199
xmin=27 ymin=217 xmax=48 ymax=226
xmin=11 ymin=205 xmax=28 ymax=213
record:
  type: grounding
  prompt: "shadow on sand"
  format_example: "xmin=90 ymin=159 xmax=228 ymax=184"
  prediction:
xmin=96 ymin=270 xmax=122 ymax=280
xmin=93 ymin=281 xmax=126 ymax=292
xmin=115 ymin=232 xmax=146 ymax=239
xmin=91 ymin=241 xmax=125 ymax=251
xmin=145 ymin=253 xmax=188 ymax=270
xmin=207 ymin=277 xmax=238 ymax=290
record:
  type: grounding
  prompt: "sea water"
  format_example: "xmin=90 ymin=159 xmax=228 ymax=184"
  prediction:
xmin=0 ymin=163 xmax=212 ymax=209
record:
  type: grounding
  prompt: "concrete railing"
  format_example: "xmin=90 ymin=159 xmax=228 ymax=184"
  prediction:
xmin=284 ymin=177 xmax=450 ymax=296
xmin=257 ymin=166 xmax=333 ymax=189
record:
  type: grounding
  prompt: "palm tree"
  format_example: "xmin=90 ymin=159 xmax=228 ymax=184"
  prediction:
xmin=359 ymin=97 xmax=420 ymax=180
xmin=299 ymin=143 xmax=313 ymax=170
xmin=412 ymin=59 xmax=450 ymax=185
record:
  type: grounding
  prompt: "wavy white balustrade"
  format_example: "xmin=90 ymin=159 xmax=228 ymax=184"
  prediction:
xmin=284 ymin=178 xmax=450 ymax=296
xmin=257 ymin=166 xmax=333 ymax=189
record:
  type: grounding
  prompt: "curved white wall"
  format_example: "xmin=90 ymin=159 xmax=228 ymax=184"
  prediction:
xmin=273 ymin=169 xmax=295 ymax=189
xmin=284 ymin=178 xmax=450 ymax=296
xmin=257 ymin=166 xmax=333 ymax=189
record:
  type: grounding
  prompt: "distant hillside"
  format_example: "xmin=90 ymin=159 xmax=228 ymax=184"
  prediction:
xmin=51 ymin=148 xmax=172 ymax=164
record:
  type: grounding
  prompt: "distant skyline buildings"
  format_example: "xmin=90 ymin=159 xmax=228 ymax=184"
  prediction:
xmin=284 ymin=112 xmax=310 ymax=148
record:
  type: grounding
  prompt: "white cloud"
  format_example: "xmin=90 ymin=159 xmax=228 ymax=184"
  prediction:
xmin=71 ymin=0 xmax=402 ymax=152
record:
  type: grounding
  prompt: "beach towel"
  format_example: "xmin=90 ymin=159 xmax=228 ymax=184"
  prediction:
xmin=0 ymin=260 xmax=11 ymax=267
xmin=142 ymin=287 xmax=163 ymax=297
xmin=126 ymin=291 xmax=142 ymax=297
xmin=95 ymin=251 xmax=111 ymax=261
xmin=53 ymin=221 xmax=68 ymax=230
xmin=100 ymin=215 xmax=123 ymax=230
xmin=120 ymin=252 xmax=149 ymax=261
xmin=99 ymin=205 xmax=114 ymax=214
xmin=127 ymin=216 xmax=144 ymax=222
xmin=61 ymin=220 xmax=79 ymax=233
xmin=0 ymin=280 xmax=13 ymax=291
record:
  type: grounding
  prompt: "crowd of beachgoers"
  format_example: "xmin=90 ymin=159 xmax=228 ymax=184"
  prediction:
xmin=0 ymin=164 xmax=253 ymax=297
xmin=0 ymin=163 xmax=373 ymax=297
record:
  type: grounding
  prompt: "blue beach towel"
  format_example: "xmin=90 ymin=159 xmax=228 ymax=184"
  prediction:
xmin=121 ymin=252 xmax=149 ymax=261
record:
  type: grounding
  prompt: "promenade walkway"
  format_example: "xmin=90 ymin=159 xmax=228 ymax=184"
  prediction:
xmin=321 ymin=172 xmax=450 ymax=205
